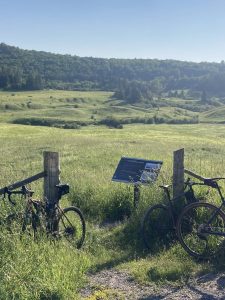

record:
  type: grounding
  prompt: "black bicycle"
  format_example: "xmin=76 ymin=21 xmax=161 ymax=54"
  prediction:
xmin=141 ymin=178 xmax=198 ymax=250
xmin=176 ymin=177 xmax=225 ymax=259
xmin=2 ymin=184 xmax=86 ymax=249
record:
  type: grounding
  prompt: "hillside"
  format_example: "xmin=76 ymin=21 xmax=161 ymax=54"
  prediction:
xmin=201 ymin=106 xmax=225 ymax=123
xmin=1 ymin=89 xmax=225 ymax=126
xmin=1 ymin=43 xmax=225 ymax=102
xmin=2 ymin=44 xmax=225 ymax=124
xmin=0 ymin=90 xmax=201 ymax=128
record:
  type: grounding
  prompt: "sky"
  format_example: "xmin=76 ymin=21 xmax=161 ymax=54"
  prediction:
xmin=1 ymin=0 xmax=225 ymax=62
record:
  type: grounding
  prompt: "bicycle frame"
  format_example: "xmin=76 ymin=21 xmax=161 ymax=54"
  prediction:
xmin=2 ymin=184 xmax=85 ymax=249
xmin=162 ymin=182 xmax=197 ymax=230
xmin=200 ymin=182 xmax=225 ymax=237
xmin=163 ymin=188 xmax=177 ymax=229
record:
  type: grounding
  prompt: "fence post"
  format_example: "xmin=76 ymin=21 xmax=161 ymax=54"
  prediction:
xmin=173 ymin=148 xmax=184 ymax=198
xmin=43 ymin=151 xmax=60 ymax=204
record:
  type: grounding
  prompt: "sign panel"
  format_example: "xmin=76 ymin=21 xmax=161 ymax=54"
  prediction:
xmin=112 ymin=157 xmax=163 ymax=185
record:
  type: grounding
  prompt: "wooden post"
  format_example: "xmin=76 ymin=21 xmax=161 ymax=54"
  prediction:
xmin=43 ymin=151 xmax=60 ymax=204
xmin=173 ymin=148 xmax=184 ymax=198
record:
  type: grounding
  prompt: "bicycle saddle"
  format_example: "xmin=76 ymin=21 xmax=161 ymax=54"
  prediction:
xmin=55 ymin=184 xmax=69 ymax=196
xmin=159 ymin=184 xmax=171 ymax=190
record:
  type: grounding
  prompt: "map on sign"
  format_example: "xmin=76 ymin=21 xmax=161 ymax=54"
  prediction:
xmin=112 ymin=157 xmax=163 ymax=185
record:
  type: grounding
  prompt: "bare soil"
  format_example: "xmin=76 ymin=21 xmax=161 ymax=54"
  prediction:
xmin=80 ymin=269 xmax=225 ymax=299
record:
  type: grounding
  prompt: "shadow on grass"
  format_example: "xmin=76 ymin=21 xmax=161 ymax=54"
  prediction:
xmin=40 ymin=291 xmax=62 ymax=300
xmin=89 ymin=214 xmax=177 ymax=275
xmin=89 ymin=253 xmax=132 ymax=274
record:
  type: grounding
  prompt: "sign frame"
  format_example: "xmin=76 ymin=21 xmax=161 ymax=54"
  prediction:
xmin=112 ymin=156 xmax=163 ymax=185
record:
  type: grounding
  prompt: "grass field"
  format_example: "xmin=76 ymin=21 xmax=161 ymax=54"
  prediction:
xmin=0 ymin=90 xmax=200 ymax=126
xmin=1 ymin=90 xmax=225 ymax=299
xmin=1 ymin=120 xmax=225 ymax=299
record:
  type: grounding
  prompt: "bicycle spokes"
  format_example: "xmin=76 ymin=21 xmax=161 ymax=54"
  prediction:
xmin=57 ymin=207 xmax=85 ymax=249
xmin=178 ymin=202 xmax=225 ymax=258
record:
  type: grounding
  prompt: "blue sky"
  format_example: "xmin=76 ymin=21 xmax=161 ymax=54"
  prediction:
xmin=1 ymin=0 xmax=225 ymax=62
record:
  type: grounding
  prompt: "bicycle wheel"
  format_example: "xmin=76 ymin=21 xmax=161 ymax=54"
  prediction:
xmin=177 ymin=202 xmax=225 ymax=259
xmin=142 ymin=204 xmax=175 ymax=250
xmin=58 ymin=206 xmax=85 ymax=249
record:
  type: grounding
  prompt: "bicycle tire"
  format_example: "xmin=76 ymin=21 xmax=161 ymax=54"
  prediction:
xmin=58 ymin=206 xmax=85 ymax=249
xmin=142 ymin=204 xmax=175 ymax=250
xmin=177 ymin=202 xmax=225 ymax=259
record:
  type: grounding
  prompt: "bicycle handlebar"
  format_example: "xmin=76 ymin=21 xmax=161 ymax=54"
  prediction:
xmin=205 ymin=177 xmax=225 ymax=182
xmin=185 ymin=177 xmax=225 ymax=189
xmin=3 ymin=185 xmax=34 ymax=205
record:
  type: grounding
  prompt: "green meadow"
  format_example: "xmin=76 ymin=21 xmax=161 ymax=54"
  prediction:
xmin=1 ymin=90 xmax=225 ymax=299
xmin=0 ymin=90 xmax=199 ymax=126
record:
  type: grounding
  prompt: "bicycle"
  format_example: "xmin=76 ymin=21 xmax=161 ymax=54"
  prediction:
xmin=141 ymin=178 xmax=199 ymax=250
xmin=176 ymin=176 xmax=225 ymax=259
xmin=2 ymin=184 xmax=86 ymax=249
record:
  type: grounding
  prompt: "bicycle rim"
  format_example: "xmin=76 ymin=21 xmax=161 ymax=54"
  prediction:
xmin=58 ymin=206 xmax=85 ymax=249
xmin=177 ymin=202 xmax=225 ymax=259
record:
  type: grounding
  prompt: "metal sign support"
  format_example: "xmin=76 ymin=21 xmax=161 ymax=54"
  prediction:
xmin=134 ymin=184 xmax=140 ymax=208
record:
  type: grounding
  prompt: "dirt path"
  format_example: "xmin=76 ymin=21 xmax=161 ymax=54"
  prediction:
xmin=80 ymin=269 xmax=225 ymax=299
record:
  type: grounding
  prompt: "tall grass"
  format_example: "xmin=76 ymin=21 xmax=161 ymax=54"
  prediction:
xmin=1 ymin=123 xmax=225 ymax=298
xmin=0 ymin=229 xmax=90 ymax=299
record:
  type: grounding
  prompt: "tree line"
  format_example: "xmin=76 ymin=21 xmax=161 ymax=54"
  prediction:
xmin=1 ymin=43 xmax=225 ymax=103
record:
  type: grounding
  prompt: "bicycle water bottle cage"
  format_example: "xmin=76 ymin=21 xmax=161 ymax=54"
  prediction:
xmin=185 ymin=189 xmax=198 ymax=204
xmin=56 ymin=184 xmax=70 ymax=199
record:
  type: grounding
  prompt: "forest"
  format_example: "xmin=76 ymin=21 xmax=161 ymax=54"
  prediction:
xmin=1 ymin=43 xmax=225 ymax=104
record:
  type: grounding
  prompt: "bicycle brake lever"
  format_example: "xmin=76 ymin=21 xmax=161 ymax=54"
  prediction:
xmin=3 ymin=187 xmax=8 ymax=200
xmin=5 ymin=189 xmax=16 ymax=206
xmin=8 ymin=198 xmax=16 ymax=206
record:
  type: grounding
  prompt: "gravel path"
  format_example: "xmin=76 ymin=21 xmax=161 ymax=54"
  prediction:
xmin=80 ymin=269 xmax=225 ymax=299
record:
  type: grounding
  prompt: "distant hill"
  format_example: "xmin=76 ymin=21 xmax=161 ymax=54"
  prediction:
xmin=1 ymin=43 xmax=225 ymax=104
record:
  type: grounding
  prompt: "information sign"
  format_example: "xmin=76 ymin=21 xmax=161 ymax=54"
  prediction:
xmin=112 ymin=157 xmax=163 ymax=185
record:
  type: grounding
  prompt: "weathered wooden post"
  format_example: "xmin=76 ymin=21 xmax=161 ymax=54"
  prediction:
xmin=173 ymin=148 xmax=184 ymax=198
xmin=43 ymin=151 xmax=60 ymax=203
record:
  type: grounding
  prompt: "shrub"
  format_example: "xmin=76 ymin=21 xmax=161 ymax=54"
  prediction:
xmin=12 ymin=118 xmax=86 ymax=129
xmin=5 ymin=103 xmax=22 ymax=110
xmin=99 ymin=117 xmax=123 ymax=129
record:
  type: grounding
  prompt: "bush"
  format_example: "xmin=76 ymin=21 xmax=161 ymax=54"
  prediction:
xmin=63 ymin=123 xmax=80 ymax=129
xmin=4 ymin=103 xmax=22 ymax=110
xmin=99 ymin=117 xmax=123 ymax=129
xmin=12 ymin=118 xmax=86 ymax=129
xmin=103 ymin=188 xmax=133 ymax=222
